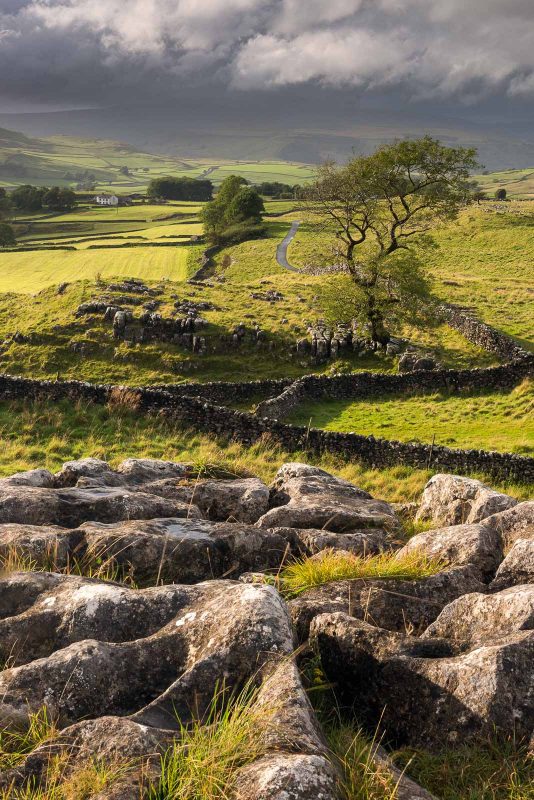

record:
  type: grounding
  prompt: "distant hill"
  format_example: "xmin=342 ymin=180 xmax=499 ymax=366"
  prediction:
xmin=1 ymin=122 xmax=533 ymax=196
xmin=2 ymin=98 xmax=534 ymax=171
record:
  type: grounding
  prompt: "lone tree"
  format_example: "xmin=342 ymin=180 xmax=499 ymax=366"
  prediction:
xmin=202 ymin=175 xmax=264 ymax=244
xmin=495 ymin=188 xmax=507 ymax=200
xmin=307 ymin=136 xmax=479 ymax=346
xmin=0 ymin=222 xmax=15 ymax=248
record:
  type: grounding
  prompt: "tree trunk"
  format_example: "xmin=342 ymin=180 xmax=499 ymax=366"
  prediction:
xmin=367 ymin=296 xmax=390 ymax=347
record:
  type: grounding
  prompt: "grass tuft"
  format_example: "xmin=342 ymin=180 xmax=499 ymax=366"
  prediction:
xmin=0 ymin=544 xmax=137 ymax=588
xmin=146 ymin=682 xmax=270 ymax=800
xmin=278 ymin=549 xmax=445 ymax=598
xmin=0 ymin=708 xmax=58 ymax=772
xmin=392 ymin=738 xmax=534 ymax=800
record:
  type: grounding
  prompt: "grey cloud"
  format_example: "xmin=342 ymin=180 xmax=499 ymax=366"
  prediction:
xmin=0 ymin=0 xmax=533 ymax=109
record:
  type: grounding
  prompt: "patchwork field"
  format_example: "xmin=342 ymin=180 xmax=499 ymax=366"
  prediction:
xmin=473 ymin=167 xmax=534 ymax=199
xmin=0 ymin=127 xmax=316 ymax=190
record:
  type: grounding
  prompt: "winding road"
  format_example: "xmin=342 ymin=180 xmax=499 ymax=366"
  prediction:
xmin=276 ymin=220 xmax=301 ymax=271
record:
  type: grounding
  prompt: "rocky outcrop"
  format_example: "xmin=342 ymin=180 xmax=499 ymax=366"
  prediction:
xmin=311 ymin=612 xmax=534 ymax=749
xmin=0 ymin=460 xmax=531 ymax=798
xmin=0 ymin=574 xmax=339 ymax=799
xmin=256 ymin=463 xmax=399 ymax=534
xmin=415 ymin=473 xmax=518 ymax=526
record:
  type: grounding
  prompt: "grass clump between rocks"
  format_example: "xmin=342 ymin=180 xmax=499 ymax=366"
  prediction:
xmin=146 ymin=681 xmax=270 ymax=799
xmin=0 ymin=708 xmax=58 ymax=773
xmin=392 ymin=739 xmax=534 ymax=800
xmin=278 ymin=550 xmax=445 ymax=598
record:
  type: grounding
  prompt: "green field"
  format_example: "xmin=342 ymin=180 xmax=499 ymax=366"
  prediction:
xmin=473 ymin=168 xmax=534 ymax=199
xmin=0 ymin=248 xmax=191 ymax=292
xmin=287 ymin=380 xmax=533 ymax=455
xmin=283 ymin=203 xmax=534 ymax=351
xmin=0 ymin=397 xmax=530 ymax=502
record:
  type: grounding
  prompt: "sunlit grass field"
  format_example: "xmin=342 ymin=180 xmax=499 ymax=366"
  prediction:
xmin=0 ymin=248 xmax=191 ymax=292
xmin=287 ymin=379 xmax=534 ymax=455
xmin=284 ymin=203 xmax=534 ymax=351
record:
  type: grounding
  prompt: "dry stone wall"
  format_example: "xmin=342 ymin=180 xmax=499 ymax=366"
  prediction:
xmin=0 ymin=373 xmax=532 ymax=483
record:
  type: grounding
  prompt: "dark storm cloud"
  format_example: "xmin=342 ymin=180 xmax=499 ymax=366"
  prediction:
xmin=1 ymin=0 xmax=534 ymax=109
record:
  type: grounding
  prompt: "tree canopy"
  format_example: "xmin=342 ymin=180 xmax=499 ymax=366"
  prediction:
xmin=147 ymin=176 xmax=213 ymax=202
xmin=202 ymin=175 xmax=265 ymax=244
xmin=43 ymin=187 xmax=77 ymax=211
xmin=307 ymin=136 xmax=479 ymax=345
xmin=0 ymin=222 xmax=15 ymax=248
xmin=10 ymin=185 xmax=47 ymax=212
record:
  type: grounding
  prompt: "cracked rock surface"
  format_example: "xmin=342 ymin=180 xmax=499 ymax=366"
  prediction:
xmin=0 ymin=460 xmax=531 ymax=797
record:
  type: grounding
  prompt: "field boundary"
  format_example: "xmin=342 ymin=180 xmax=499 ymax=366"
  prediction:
xmin=0 ymin=372 xmax=532 ymax=483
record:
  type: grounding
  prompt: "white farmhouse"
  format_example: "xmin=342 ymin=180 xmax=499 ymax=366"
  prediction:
xmin=94 ymin=194 xmax=119 ymax=206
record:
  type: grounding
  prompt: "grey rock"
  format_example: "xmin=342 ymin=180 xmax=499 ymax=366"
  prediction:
xmin=491 ymin=539 xmax=534 ymax=590
xmin=54 ymin=458 xmax=119 ymax=487
xmin=116 ymin=458 xmax=191 ymax=484
xmin=397 ymin=521 xmax=503 ymax=580
xmin=0 ymin=486 xmax=203 ymax=528
xmin=415 ymin=473 xmax=517 ymax=526
xmin=0 ymin=469 xmax=55 ymax=488
xmin=423 ymin=585 xmax=534 ymax=648
xmin=151 ymin=477 xmax=270 ymax=524
xmin=258 ymin=464 xmax=397 ymax=533
xmin=311 ymin=612 xmax=534 ymax=748
xmin=289 ymin=566 xmax=485 ymax=641
xmin=483 ymin=501 xmax=534 ymax=549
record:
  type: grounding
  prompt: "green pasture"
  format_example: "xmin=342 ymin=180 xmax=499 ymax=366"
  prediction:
xmin=281 ymin=203 xmax=534 ymax=351
xmin=473 ymin=168 xmax=534 ymax=198
xmin=287 ymin=379 xmax=534 ymax=455
xmin=0 ymin=397 xmax=530 ymax=502
xmin=0 ymin=247 xmax=191 ymax=292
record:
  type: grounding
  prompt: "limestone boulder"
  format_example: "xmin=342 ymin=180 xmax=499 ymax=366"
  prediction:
xmin=257 ymin=464 xmax=398 ymax=533
xmin=415 ymin=474 xmax=517 ymax=526
xmin=423 ymin=585 xmax=534 ymax=648
xmin=78 ymin=517 xmax=291 ymax=585
xmin=0 ymin=469 xmax=55 ymax=488
xmin=311 ymin=612 xmax=534 ymax=749
xmin=0 ymin=523 xmax=80 ymax=570
xmin=397 ymin=521 xmax=503 ymax=580
xmin=289 ymin=566 xmax=485 ymax=641
xmin=0 ymin=485 xmax=203 ymax=528
xmin=0 ymin=574 xmax=337 ymax=800
xmin=273 ymin=526 xmax=392 ymax=557
xmin=141 ymin=476 xmax=270 ymax=524
xmin=483 ymin=501 xmax=534 ymax=549
xmin=116 ymin=458 xmax=191 ymax=484
xmin=54 ymin=458 xmax=121 ymax=487
xmin=490 ymin=539 xmax=534 ymax=591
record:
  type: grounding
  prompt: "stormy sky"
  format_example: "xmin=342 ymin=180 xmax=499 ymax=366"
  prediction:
xmin=1 ymin=0 xmax=534 ymax=114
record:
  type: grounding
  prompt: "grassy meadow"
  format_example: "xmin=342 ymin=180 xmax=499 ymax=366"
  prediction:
xmin=284 ymin=202 xmax=534 ymax=352
xmin=1 ymin=397 xmax=532 ymax=502
xmin=287 ymin=379 xmax=534 ymax=455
